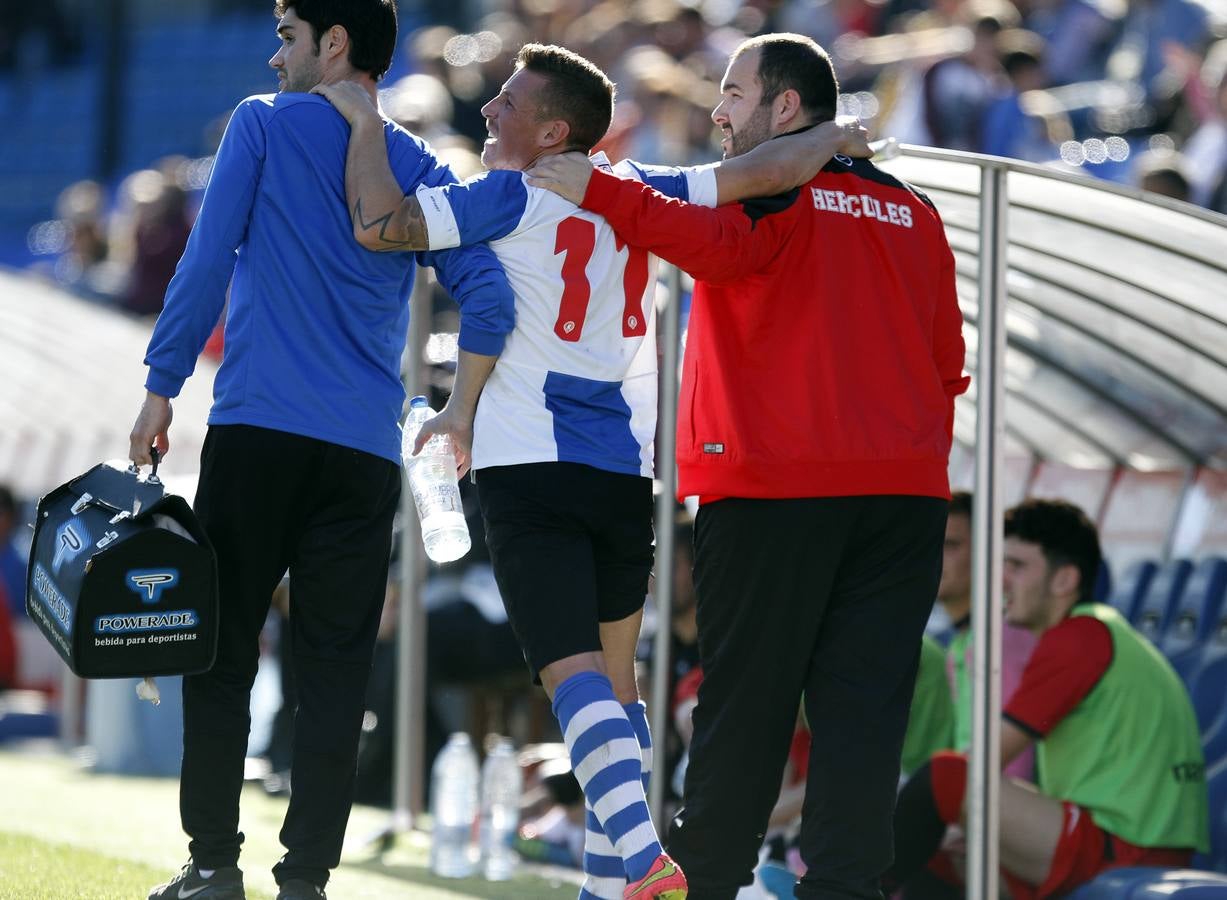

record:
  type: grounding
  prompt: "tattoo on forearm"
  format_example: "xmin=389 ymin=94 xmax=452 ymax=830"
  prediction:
xmin=351 ymin=196 xmax=426 ymax=250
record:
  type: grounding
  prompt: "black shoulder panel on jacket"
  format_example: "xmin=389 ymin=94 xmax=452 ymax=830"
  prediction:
xmin=820 ymin=156 xmax=938 ymax=212
xmin=739 ymin=188 xmax=802 ymax=226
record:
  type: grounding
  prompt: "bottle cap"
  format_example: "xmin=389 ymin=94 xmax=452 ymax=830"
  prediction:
xmin=410 ymin=395 xmax=429 ymax=408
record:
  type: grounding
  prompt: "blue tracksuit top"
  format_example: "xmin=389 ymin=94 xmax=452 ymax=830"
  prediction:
xmin=143 ymin=92 xmax=514 ymax=464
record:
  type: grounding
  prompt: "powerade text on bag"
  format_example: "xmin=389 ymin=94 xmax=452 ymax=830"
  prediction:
xmin=25 ymin=460 xmax=218 ymax=678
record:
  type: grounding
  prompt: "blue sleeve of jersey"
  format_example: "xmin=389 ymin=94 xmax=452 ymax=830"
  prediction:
xmin=622 ymin=160 xmax=692 ymax=201
xmin=440 ymin=170 xmax=528 ymax=244
xmin=401 ymin=155 xmax=516 ymax=356
xmin=428 ymin=242 xmax=515 ymax=356
xmin=143 ymin=97 xmax=266 ymax=398
xmin=390 ymin=130 xmax=458 ymax=196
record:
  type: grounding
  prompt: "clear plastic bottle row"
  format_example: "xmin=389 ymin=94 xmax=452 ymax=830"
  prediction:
xmin=430 ymin=732 xmax=523 ymax=881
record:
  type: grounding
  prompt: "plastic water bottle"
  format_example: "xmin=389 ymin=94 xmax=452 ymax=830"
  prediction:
xmin=403 ymin=395 xmax=471 ymax=563
xmin=479 ymin=737 xmax=522 ymax=881
xmin=430 ymin=732 xmax=480 ymax=878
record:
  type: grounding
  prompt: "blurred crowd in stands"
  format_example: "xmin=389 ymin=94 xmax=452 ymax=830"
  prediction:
xmin=386 ymin=0 xmax=1226 ymax=210
xmin=9 ymin=0 xmax=1227 ymax=308
xmin=35 ymin=160 xmax=196 ymax=315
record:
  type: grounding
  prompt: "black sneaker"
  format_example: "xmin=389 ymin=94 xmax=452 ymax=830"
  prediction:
xmin=276 ymin=880 xmax=326 ymax=899
xmin=148 ymin=861 xmax=245 ymax=900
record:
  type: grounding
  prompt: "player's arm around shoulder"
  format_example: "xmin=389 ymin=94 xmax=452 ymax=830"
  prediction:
xmin=713 ymin=118 xmax=871 ymax=205
xmin=345 ymin=115 xmax=430 ymax=252
xmin=312 ymin=81 xmax=429 ymax=252
xmin=416 ymin=168 xmax=532 ymax=251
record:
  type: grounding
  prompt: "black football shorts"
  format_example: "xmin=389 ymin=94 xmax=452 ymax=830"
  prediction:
xmin=476 ymin=461 xmax=654 ymax=681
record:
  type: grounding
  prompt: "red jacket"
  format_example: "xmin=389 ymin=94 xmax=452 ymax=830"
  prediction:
xmin=581 ymin=155 xmax=970 ymax=500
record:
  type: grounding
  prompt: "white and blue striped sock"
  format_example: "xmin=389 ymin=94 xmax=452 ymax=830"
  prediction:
xmin=579 ymin=813 xmax=624 ymax=900
xmin=577 ymin=699 xmax=659 ymax=899
xmin=553 ymin=672 xmax=662 ymax=886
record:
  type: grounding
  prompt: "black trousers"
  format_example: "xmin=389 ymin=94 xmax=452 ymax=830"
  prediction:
xmin=667 ymin=495 xmax=947 ymax=900
xmin=181 ymin=425 xmax=399 ymax=887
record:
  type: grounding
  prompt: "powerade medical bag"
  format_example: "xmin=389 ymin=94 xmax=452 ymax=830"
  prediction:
xmin=25 ymin=460 xmax=218 ymax=678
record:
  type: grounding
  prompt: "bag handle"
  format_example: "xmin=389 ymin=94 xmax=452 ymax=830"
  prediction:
xmin=127 ymin=446 xmax=162 ymax=485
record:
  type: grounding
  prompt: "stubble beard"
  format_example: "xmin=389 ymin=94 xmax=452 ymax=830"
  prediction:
xmin=727 ymin=104 xmax=773 ymax=159
xmin=282 ymin=54 xmax=323 ymax=93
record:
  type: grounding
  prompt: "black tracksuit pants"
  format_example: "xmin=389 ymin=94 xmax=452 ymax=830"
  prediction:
xmin=181 ymin=425 xmax=399 ymax=887
xmin=667 ymin=495 xmax=947 ymax=900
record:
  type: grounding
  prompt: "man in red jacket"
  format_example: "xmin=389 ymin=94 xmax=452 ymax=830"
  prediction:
xmin=528 ymin=33 xmax=969 ymax=900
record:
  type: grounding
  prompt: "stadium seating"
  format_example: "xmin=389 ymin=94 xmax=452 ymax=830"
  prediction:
xmin=1164 ymin=558 xmax=1227 ymax=681
xmin=1131 ymin=871 xmax=1227 ymax=897
xmin=1069 ymin=867 xmax=1173 ymax=899
xmin=0 ymin=67 xmax=96 ymax=233
xmin=1072 ymin=869 xmax=1227 ymax=899
xmin=120 ymin=16 xmax=276 ymax=174
xmin=1095 ymin=560 xmax=1114 ymax=604
xmin=1206 ymin=707 xmax=1227 ymax=766
xmin=1196 ymin=758 xmax=1227 ymax=872
xmin=0 ymin=12 xmax=274 ymax=242
xmin=1135 ymin=559 xmax=1194 ymax=644
xmin=1108 ymin=559 xmax=1158 ymax=624
xmin=1186 ymin=617 xmax=1227 ymax=755
xmin=1213 ymin=801 xmax=1227 ymax=876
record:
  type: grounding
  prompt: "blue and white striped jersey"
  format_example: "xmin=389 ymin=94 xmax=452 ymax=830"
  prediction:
xmin=416 ymin=156 xmax=717 ymax=477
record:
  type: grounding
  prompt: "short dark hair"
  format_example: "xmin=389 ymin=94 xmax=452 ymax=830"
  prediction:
xmin=516 ymin=43 xmax=615 ymax=154
xmin=735 ymin=33 xmax=839 ymax=124
xmin=949 ymin=490 xmax=972 ymax=520
xmin=274 ymin=0 xmax=397 ymax=80
xmin=1004 ymin=499 xmax=1102 ymax=605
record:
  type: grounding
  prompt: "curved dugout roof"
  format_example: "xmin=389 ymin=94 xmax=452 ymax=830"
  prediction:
xmin=880 ymin=147 xmax=1227 ymax=473
xmin=0 ymin=269 xmax=215 ymax=501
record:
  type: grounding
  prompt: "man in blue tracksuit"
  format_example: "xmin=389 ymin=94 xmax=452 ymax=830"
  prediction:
xmin=129 ymin=4 xmax=512 ymax=899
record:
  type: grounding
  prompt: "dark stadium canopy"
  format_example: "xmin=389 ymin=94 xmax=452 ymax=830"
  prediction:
xmin=881 ymin=146 xmax=1227 ymax=473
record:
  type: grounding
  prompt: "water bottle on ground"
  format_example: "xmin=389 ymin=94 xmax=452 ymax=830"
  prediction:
xmin=479 ymin=736 xmax=523 ymax=881
xmin=430 ymin=732 xmax=480 ymax=878
xmin=403 ymin=395 xmax=471 ymax=563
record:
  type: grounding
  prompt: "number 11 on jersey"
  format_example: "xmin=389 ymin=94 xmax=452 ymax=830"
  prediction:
xmin=552 ymin=216 xmax=650 ymax=343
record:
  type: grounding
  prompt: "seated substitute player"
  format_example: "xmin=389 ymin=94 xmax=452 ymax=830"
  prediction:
xmin=314 ymin=43 xmax=868 ymax=900
xmin=887 ymin=499 xmax=1209 ymax=900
